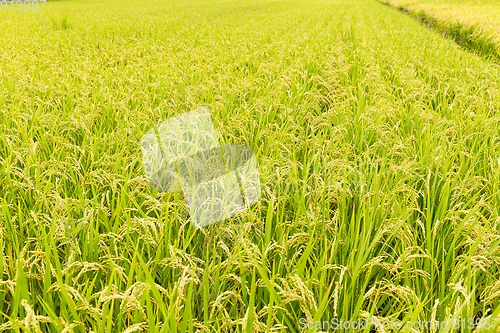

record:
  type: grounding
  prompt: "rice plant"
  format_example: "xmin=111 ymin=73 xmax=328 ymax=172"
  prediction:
xmin=0 ymin=0 xmax=500 ymax=332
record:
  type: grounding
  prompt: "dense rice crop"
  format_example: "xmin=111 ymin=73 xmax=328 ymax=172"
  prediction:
xmin=379 ymin=0 xmax=500 ymax=60
xmin=1 ymin=0 xmax=500 ymax=331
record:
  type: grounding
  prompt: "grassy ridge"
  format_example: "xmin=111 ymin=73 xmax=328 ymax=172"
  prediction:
xmin=378 ymin=0 xmax=500 ymax=60
xmin=1 ymin=0 xmax=500 ymax=331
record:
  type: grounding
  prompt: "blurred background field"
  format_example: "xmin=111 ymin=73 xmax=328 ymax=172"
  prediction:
xmin=1 ymin=0 xmax=500 ymax=332
xmin=379 ymin=0 xmax=500 ymax=60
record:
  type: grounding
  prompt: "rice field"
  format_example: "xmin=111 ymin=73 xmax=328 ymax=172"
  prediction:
xmin=379 ymin=0 xmax=500 ymax=60
xmin=1 ymin=0 xmax=500 ymax=332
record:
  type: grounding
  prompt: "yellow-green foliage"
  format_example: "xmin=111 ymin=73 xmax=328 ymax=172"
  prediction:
xmin=379 ymin=0 xmax=500 ymax=59
xmin=1 ymin=0 xmax=500 ymax=332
